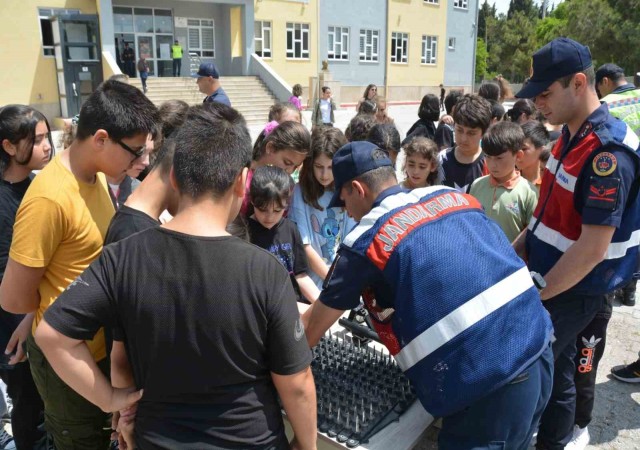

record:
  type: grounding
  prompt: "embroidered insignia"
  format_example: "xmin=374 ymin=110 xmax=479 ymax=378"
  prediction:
xmin=592 ymin=152 xmax=617 ymax=176
xmin=585 ymin=176 xmax=620 ymax=211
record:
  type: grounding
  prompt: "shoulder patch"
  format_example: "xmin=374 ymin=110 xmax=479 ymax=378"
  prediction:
xmin=585 ymin=176 xmax=620 ymax=211
xmin=592 ymin=152 xmax=617 ymax=176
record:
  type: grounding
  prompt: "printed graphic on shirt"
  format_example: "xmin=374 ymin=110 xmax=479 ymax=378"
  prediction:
xmin=586 ymin=176 xmax=620 ymax=211
xmin=505 ymin=202 xmax=520 ymax=216
xmin=578 ymin=335 xmax=603 ymax=373
xmin=294 ymin=317 xmax=305 ymax=341
xmin=65 ymin=276 xmax=90 ymax=291
xmin=267 ymin=243 xmax=295 ymax=274
xmin=592 ymin=152 xmax=618 ymax=176
xmin=311 ymin=209 xmax=340 ymax=262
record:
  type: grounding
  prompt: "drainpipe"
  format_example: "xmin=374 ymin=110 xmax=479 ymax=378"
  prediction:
xmin=384 ymin=0 xmax=389 ymax=99
xmin=471 ymin=0 xmax=480 ymax=93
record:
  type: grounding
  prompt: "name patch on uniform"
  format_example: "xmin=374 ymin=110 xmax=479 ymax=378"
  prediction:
xmin=586 ymin=176 xmax=620 ymax=211
xmin=366 ymin=192 xmax=483 ymax=270
xmin=592 ymin=152 xmax=617 ymax=176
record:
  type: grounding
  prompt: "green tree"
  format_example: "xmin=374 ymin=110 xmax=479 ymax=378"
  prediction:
xmin=478 ymin=0 xmax=495 ymax=43
xmin=507 ymin=0 xmax=538 ymax=19
xmin=476 ymin=38 xmax=489 ymax=82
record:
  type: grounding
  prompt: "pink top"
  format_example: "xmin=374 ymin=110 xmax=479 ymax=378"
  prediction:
xmin=288 ymin=95 xmax=302 ymax=110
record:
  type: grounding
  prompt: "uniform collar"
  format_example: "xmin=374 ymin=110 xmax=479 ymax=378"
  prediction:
xmin=562 ymin=102 xmax=610 ymax=142
xmin=372 ymin=185 xmax=405 ymax=209
xmin=611 ymin=83 xmax=637 ymax=95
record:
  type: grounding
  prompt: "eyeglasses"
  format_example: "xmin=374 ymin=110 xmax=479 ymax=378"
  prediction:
xmin=114 ymin=139 xmax=145 ymax=159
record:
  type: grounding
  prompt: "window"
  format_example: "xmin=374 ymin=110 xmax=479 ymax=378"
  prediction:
xmin=421 ymin=35 xmax=437 ymax=65
xmin=188 ymin=19 xmax=215 ymax=58
xmin=328 ymin=26 xmax=349 ymax=60
xmin=448 ymin=37 xmax=456 ymax=50
xmin=424 ymin=0 xmax=439 ymax=4
xmin=390 ymin=32 xmax=408 ymax=64
xmin=286 ymin=23 xmax=310 ymax=59
xmin=359 ymin=29 xmax=379 ymax=62
xmin=39 ymin=8 xmax=80 ymax=56
xmin=453 ymin=0 xmax=469 ymax=9
xmin=254 ymin=21 xmax=272 ymax=58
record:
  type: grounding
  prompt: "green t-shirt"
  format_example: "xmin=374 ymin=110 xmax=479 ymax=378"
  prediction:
xmin=469 ymin=175 xmax=538 ymax=242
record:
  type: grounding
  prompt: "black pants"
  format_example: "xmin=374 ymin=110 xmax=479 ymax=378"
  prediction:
xmin=536 ymin=292 xmax=605 ymax=450
xmin=0 ymin=361 xmax=45 ymax=449
xmin=173 ymin=58 xmax=181 ymax=77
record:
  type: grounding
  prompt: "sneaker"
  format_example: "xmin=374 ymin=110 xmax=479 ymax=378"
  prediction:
xmin=0 ymin=429 xmax=15 ymax=450
xmin=622 ymin=290 xmax=636 ymax=306
xmin=611 ymin=357 xmax=640 ymax=383
xmin=565 ymin=425 xmax=589 ymax=450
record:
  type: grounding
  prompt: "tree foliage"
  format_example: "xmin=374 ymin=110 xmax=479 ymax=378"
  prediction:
xmin=477 ymin=0 xmax=640 ymax=82
xmin=476 ymin=38 xmax=489 ymax=82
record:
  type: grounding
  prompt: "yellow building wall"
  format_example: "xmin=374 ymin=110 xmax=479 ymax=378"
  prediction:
xmin=0 ymin=0 xmax=97 ymax=118
xmin=254 ymin=0 xmax=318 ymax=87
xmin=387 ymin=0 xmax=447 ymax=88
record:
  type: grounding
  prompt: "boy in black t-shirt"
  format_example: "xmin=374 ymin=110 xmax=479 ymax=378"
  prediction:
xmin=248 ymin=166 xmax=320 ymax=304
xmin=438 ymin=94 xmax=492 ymax=193
xmin=33 ymin=103 xmax=317 ymax=450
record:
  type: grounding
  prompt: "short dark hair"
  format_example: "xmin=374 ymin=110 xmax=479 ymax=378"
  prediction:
xmin=252 ymin=120 xmax=310 ymax=161
xmin=354 ymin=164 xmax=397 ymax=193
xmin=268 ymin=102 xmax=301 ymax=122
xmin=558 ymin=66 xmax=596 ymax=88
xmin=521 ymin=120 xmax=550 ymax=149
xmin=367 ymin=123 xmax=401 ymax=158
xmin=357 ymin=99 xmax=377 ymax=115
xmin=507 ymin=99 xmax=536 ymax=122
xmin=478 ymin=82 xmax=500 ymax=102
xmin=444 ymin=90 xmax=463 ymax=115
xmin=149 ymin=138 xmax=176 ymax=177
xmin=489 ymin=100 xmax=506 ymax=122
xmin=453 ymin=94 xmax=492 ymax=133
xmin=345 ymin=114 xmax=377 ymax=142
xmin=292 ymin=84 xmax=303 ymax=97
xmin=0 ymin=104 xmax=53 ymax=177
xmin=321 ymin=86 xmax=331 ymax=94
xmin=300 ymin=127 xmax=347 ymax=210
xmin=172 ymin=102 xmax=251 ymax=198
xmin=250 ymin=165 xmax=293 ymax=210
xmin=75 ymin=79 xmax=159 ymax=141
xmin=482 ymin=121 xmax=525 ymax=156
xmin=418 ymin=94 xmax=440 ymax=122
xmin=158 ymin=100 xmax=189 ymax=139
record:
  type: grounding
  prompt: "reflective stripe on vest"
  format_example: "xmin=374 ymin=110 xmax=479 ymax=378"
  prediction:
xmin=604 ymin=89 xmax=640 ymax=136
xmin=395 ymin=266 xmax=534 ymax=371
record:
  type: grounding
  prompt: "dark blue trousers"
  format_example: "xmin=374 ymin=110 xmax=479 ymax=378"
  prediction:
xmin=438 ymin=344 xmax=553 ymax=450
xmin=536 ymin=292 xmax=605 ymax=450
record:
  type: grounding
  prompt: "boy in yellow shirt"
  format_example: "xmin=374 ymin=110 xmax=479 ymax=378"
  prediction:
xmin=0 ymin=79 xmax=158 ymax=449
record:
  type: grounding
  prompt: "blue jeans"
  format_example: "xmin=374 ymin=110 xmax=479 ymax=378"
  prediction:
xmin=438 ymin=344 xmax=554 ymax=450
xmin=536 ymin=292 xmax=605 ymax=450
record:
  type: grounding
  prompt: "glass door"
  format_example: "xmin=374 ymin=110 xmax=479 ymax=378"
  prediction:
xmin=136 ymin=34 xmax=155 ymax=76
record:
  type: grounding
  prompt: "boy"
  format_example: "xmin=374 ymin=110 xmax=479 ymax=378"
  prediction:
xmin=33 ymin=103 xmax=316 ymax=450
xmin=0 ymin=80 xmax=159 ymax=449
xmin=435 ymin=90 xmax=463 ymax=150
xmin=438 ymin=94 xmax=491 ymax=192
xmin=470 ymin=121 xmax=538 ymax=242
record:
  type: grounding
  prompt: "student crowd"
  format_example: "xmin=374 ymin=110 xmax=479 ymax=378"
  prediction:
xmin=0 ymin=36 xmax=639 ymax=450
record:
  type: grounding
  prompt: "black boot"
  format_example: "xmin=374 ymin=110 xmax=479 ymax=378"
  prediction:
xmin=622 ymin=279 xmax=636 ymax=307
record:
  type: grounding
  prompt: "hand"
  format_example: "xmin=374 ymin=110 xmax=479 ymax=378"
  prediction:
xmin=5 ymin=314 xmax=33 ymax=365
xmin=440 ymin=114 xmax=454 ymax=125
xmin=104 ymin=387 xmax=143 ymax=413
xmin=289 ymin=436 xmax=316 ymax=450
xmin=117 ymin=412 xmax=136 ymax=449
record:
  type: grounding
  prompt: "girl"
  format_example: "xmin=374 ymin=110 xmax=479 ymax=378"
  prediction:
xmin=248 ymin=165 xmax=320 ymax=303
xmin=401 ymin=137 xmax=439 ymax=190
xmin=288 ymin=84 xmax=303 ymax=111
xmin=374 ymin=96 xmax=394 ymax=124
xmin=290 ymin=127 xmax=355 ymax=288
xmin=241 ymin=120 xmax=311 ymax=216
xmin=506 ymin=99 xmax=536 ymax=124
xmin=356 ymin=84 xmax=378 ymax=111
xmin=311 ymin=86 xmax=336 ymax=127
xmin=402 ymin=94 xmax=440 ymax=146
xmin=0 ymin=104 xmax=51 ymax=450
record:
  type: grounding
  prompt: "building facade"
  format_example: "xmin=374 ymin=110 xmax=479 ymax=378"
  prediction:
xmin=443 ymin=0 xmax=478 ymax=89
xmin=0 ymin=0 xmax=477 ymax=120
xmin=318 ymin=0 xmax=387 ymax=101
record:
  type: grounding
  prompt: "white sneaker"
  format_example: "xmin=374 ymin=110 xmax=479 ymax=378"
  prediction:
xmin=565 ymin=425 xmax=590 ymax=450
xmin=0 ymin=429 xmax=15 ymax=450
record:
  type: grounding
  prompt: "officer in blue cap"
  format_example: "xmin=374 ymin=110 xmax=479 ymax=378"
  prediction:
xmin=514 ymin=38 xmax=640 ymax=450
xmin=303 ymin=141 xmax=554 ymax=449
xmin=192 ymin=62 xmax=231 ymax=106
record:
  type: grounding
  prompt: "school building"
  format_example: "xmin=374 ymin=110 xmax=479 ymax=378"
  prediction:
xmin=0 ymin=0 xmax=478 ymax=121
